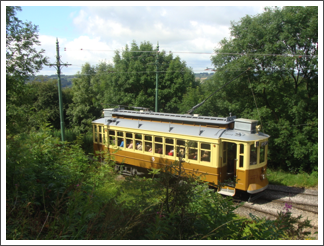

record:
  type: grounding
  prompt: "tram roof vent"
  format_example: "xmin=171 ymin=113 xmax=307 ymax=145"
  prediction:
xmin=103 ymin=108 xmax=118 ymax=118
xmin=234 ymin=118 xmax=258 ymax=133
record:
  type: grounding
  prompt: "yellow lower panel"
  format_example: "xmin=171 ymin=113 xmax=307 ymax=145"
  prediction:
xmin=110 ymin=149 xmax=220 ymax=185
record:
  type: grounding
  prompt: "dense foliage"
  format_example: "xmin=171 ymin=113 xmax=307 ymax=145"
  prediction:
xmin=92 ymin=41 xmax=198 ymax=112
xmin=180 ymin=6 xmax=318 ymax=173
xmin=6 ymin=127 xmax=312 ymax=240
xmin=6 ymin=6 xmax=48 ymax=135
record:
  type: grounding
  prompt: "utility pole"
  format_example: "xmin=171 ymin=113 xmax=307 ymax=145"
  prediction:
xmin=48 ymin=38 xmax=71 ymax=142
xmin=155 ymin=42 xmax=159 ymax=112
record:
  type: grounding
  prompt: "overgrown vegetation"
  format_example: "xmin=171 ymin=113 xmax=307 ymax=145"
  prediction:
xmin=6 ymin=127 xmax=313 ymax=240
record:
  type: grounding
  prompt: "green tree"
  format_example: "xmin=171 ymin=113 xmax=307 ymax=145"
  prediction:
xmin=100 ymin=41 xmax=198 ymax=113
xmin=6 ymin=6 xmax=48 ymax=135
xmin=67 ymin=63 xmax=102 ymax=133
xmin=182 ymin=6 xmax=318 ymax=172
xmin=26 ymin=79 xmax=73 ymax=130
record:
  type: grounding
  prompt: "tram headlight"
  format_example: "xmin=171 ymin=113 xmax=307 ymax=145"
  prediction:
xmin=261 ymin=167 xmax=266 ymax=173
xmin=261 ymin=174 xmax=266 ymax=180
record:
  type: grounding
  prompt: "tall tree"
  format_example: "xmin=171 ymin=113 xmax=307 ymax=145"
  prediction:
xmin=181 ymin=6 xmax=318 ymax=172
xmin=99 ymin=41 xmax=198 ymax=113
xmin=27 ymin=79 xmax=73 ymax=130
xmin=6 ymin=6 xmax=48 ymax=135
xmin=67 ymin=63 xmax=101 ymax=132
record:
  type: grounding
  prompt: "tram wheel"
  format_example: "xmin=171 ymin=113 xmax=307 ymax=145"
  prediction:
xmin=131 ymin=167 xmax=138 ymax=176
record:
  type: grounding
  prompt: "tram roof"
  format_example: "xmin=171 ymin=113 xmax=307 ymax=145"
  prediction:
xmin=105 ymin=109 xmax=237 ymax=125
xmin=92 ymin=117 xmax=270 ymax=141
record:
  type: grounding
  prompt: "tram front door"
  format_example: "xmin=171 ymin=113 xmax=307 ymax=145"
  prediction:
xmin=222 ymin=142 xmax=237 ymax=187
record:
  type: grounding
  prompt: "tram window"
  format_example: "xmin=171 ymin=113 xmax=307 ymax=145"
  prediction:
xmin=155 ymin=137 xmax=162 ymax=143
xmin=94 ymin=125 xmax=97 ymax=132
xmin=125 ymin=132 xmax=133 ymax=149
xmin=201 ymin=143 xmax=211 ymax=150
xmin=240 ymin=144 xmax=244 ymax=154
xmin=176 ymin=139 xmax=186 ymax=157
xmin=165 ymin=138 xmax=174 ymax=144
xmin=155 ymin=143 xmax=163 ymax=154
xmin=98 ymin=126 xmax=102 ymax=143
xmin=239 ymin=155 xmax=244 ymax=168
xmin=117 ymin=131 xmax=124 ymax=147
xmin=166 ymin=145 xmax=174 ymax=156
xmin=135 ymin=134 xmax=142 ymax=140
xmin=260 ymin=145 xmax=265 ymax=163
xmin=109 ymin=130 xmax=116 ymax=145
xmin=144 ymin=135 xmax=153 ymax=152
xmin=250 ymin=144 xmax=257 ymax=165
xmin=188 ymin=148 xmax=197 ymax=160
xmin=188 ymin=141 xmax=198 ymax=160
xmin=201 ymin=150 xmax=210 ymax=162
xmin=145 ymin=135 xmax=152 ymax=141
xmin=136 ymin=141 xmax=143 ymax=150
xmin=177 ymin=139 xmax=185 ymax=146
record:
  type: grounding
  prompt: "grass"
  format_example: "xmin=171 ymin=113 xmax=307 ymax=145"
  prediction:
xmin=267 ymin=168 xmax=318 ymax=188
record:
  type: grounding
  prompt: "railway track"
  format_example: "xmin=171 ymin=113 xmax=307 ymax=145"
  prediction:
xmin=232 ymin=184 xmax=319 ymax=239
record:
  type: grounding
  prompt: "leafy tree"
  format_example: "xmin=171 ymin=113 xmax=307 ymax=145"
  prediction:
xmin=99 ymin=41 xmax=198 ymax=113
xmin=27 ymin=79 xmax=73 ymax=129
xmin=181 ymin=6 xmax=318 ymax=172
xmin=67 ymin=63 xmax=102 ymax=133
xmin=6 ymin=6 xmax=48 ymax=135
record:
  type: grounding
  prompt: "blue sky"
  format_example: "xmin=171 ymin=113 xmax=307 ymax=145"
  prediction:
xmin=3 ymin=1 xmax=323 ymax=77
xmin=16 ymin=6 xmax=82 ymax=41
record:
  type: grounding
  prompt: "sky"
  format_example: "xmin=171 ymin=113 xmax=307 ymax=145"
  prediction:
xmin=5 ymin=1 xmax=322 ymax=76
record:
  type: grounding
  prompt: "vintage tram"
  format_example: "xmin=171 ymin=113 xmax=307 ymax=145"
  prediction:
xmin=92 ymin=108 xmax=269 ymax=196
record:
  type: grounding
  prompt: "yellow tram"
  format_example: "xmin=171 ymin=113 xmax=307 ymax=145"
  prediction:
xmin=92 ymin=108 xmax=269 ymax=196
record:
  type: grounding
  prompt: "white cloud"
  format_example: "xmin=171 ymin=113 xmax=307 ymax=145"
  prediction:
xmin=36 ymin=5 xmax=279 ymax=75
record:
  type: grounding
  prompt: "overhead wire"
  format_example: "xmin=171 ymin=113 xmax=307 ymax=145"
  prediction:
xmin=62 ymin=47 xmax=318 ymax=58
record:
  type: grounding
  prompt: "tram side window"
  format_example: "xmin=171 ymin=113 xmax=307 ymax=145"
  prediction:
xmin=144 ymin=135 xmax=153 ymax=152
xmin=250 ymin=144 xmax=257 ymax=165
xmin=155 ymin=137 xmax=163 ymax=154
xmin=188 ymin=141 xmax=198 ymax=160
xmin=176 ymin=139 xmax=186 ymax=157
xmin=239 ymin=144 xmax=244 ymax=168
xmin=166 ymin=138 xmax=174 ymax=156
xmin=94 ymin=125 xmax=98 ymax=142
xmin=260 ymin=144 xmax=265 ymax=163
xmin=126 ymin=132 xmax=134 ymax=149
xmin=117 ymin=131 xmax=124 ymax=147
xmin=135 ymin=134 xmax=143 ymax=150
xmin=109 ymin=130 xmax=116 ymax=145
xmin=99 ymin=126 xmax=102 ymax=143
xmin=201 ymin=143 xmax=211 ymax=162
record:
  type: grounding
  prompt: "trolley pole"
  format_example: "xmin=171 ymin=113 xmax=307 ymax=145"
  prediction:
xmin=48 ymin=38 xmax=71 ymax=142
xmin=155 ymin=42 xmax=159 ymax=112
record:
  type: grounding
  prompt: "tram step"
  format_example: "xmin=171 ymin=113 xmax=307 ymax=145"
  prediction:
xmin=218 ymin=187 xmax=236 ymax=196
